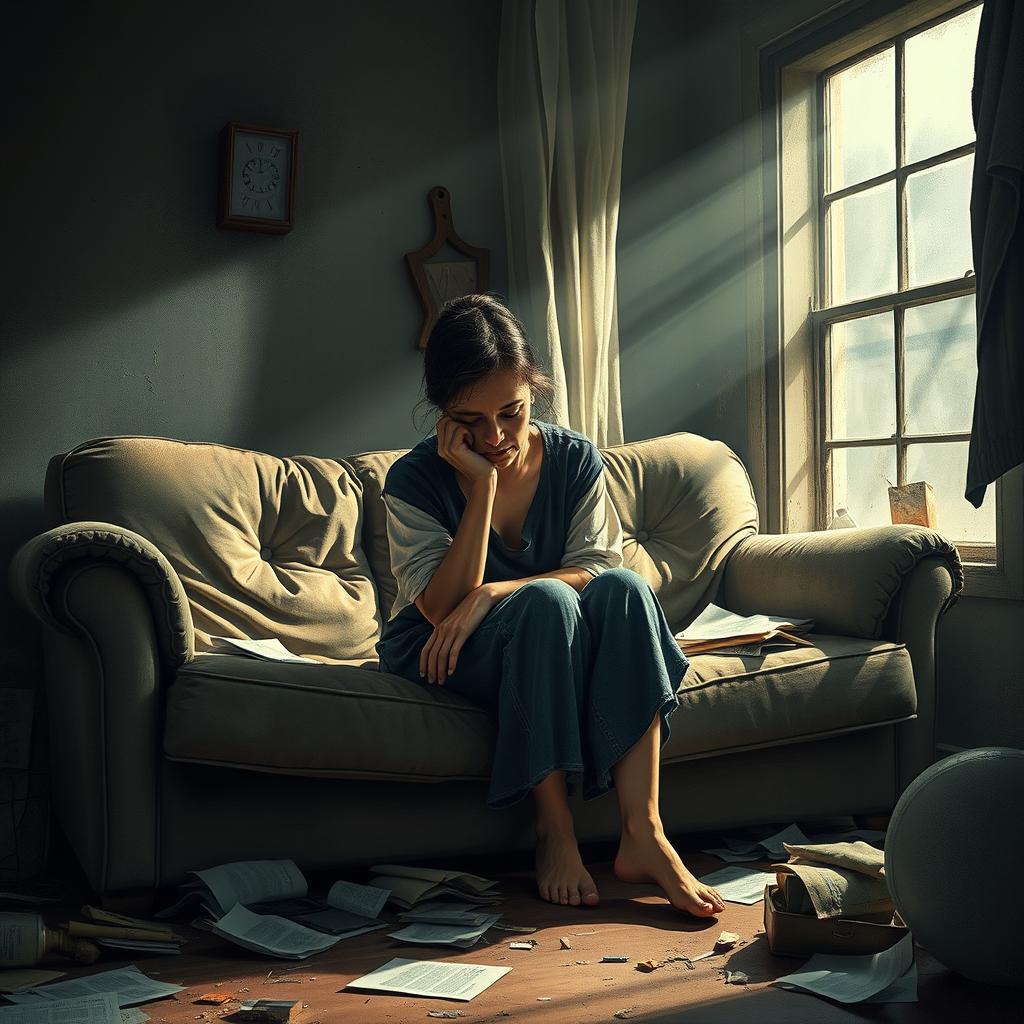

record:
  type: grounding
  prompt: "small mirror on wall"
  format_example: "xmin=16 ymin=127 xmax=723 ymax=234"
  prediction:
xmin=406 ymin=186 xmax=489 ymax=349
xmin=218 ymin=121 xmax=298 ymax=234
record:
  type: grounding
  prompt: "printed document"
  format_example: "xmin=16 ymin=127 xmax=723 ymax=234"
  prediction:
xmin=211 ymin=904 xmax=340 ymax=959
xmin=0 ymin=992 xmax=121 ymax=1023
xmin=344 ymin=958 xmax=510 ymax=1001
xmin=2 ymin=966 xmax=183 ymax=1007
xmin=386 ymin=914 xmax=502 ymax=949
xmin=195 ymin=859 xmax=308 ymax=916
xmin=326 ymin=879 xmax=390 ymax=919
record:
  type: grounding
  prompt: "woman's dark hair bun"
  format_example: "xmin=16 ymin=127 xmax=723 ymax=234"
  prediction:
xmin=416 ymin=293 xmax=556 ymax=423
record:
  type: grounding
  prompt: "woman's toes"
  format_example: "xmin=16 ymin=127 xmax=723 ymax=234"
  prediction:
xmin=568 ymin=889 xmax=581 ymax=907
xmin=582 ymin=888 xmax=600 ymax=907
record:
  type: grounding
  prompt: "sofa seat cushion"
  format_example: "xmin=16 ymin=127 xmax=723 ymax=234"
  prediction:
xmin=164 ymin=654 xmax=498 ymax=782
xmin=164 ymin=635 xmax=916 ymax=781
xmin=666 ymin=635 xmax=916 ymax=762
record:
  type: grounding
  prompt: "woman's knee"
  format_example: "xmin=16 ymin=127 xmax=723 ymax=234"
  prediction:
xmin=517 ymin=577 xmax=582 ymax=612
xmin=584 ymin=566 xmax=650 ymax=596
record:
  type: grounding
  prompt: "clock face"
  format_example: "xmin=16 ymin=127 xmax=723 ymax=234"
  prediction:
xmin=230 ymin=132 xmax=290 ymax=219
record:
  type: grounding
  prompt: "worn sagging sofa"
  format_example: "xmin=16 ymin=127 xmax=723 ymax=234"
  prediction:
xmin=10 ymin=432 xmax=963 ymax=899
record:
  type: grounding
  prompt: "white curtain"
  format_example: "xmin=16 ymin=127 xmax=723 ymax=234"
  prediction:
xmin=498 ymin=0 xmax=637 ymax=448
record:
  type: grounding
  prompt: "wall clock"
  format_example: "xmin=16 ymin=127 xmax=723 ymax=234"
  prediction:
xmin=218 ymin=122 xmax=298 ymax=234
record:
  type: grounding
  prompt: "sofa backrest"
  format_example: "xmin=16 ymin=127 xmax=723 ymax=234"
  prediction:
xmin=349 ymin=430 xmax=759 ymax=634
xmin=46 ymin=436 xmax=381 ymax=662
xmin=46 ymin=431 xmax=758 ymax=661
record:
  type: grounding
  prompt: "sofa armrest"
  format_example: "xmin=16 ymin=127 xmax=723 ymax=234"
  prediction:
xmin=719 ymin=525 xmax=964 ymax=640
xmin=9 ymin=522 xmax=194 ymax=668
xmin=8 ymin=523 xmax=195 ymax=895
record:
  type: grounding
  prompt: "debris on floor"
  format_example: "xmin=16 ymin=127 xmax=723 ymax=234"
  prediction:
xmin=613 ymin=1008 xmax=639 ymax=1019
xmin=601 ymin=956 xmax=629 ymax=963
xmin=234 ymin=999 xmax=302 ymax=1022
xmin=193 ymin=993 xmax=234 ymax=1005
xmin=536 ymin=996 xmax=552 ymax=1001
xmin=715 ymin=931 xmax=741 ymax=950
xmin=723 ymin=970 xmax=749 ymax=985
xmin=559 ymin=936 xmax=572 ymax=949
xmin=426 ymin=1012 xmax=465 ymax=1019
xmin=509 ymin=941 xmax=537 ymax=950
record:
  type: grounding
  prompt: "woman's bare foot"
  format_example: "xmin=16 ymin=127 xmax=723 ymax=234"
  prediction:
xmin=614 ymin=826 xmax=726 ymax=917
xmin=535 ymin=827 xmax=600 ymax=907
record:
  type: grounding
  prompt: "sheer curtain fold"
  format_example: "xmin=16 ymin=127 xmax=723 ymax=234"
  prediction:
xmin=498 ymin=0 xmax=636 ymax=448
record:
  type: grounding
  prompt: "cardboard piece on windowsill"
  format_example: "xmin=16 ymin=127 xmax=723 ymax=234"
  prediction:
xmin=888 ymin=481 xmax=936 ymax=528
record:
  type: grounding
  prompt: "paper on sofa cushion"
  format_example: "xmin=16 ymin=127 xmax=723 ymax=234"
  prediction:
xmin=773 ymin=932 xmax=916 ymax=1003
xmin=344 ymin=957 xmax=510 ymax=1001
xmin=207 ymin=636 xmax=318 ymax=664
xmin=2 ymin=966 xmax=183 ymax=1007
xmin=674 ymin=604 xmax=813 ymax=642
xmin=211 ymin=904 xmax=340 ymax=959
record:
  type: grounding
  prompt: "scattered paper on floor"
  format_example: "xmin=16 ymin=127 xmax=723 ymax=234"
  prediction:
xmin=697 ymin=866 xmax=776 ymax=904
xmin=211 ymin=904 xmax=340 ymax=959
xmin=0 ymin=993 xmax=122 ymax=1024
xmin=386 ymin=915 xmax=502 ymax=949
xmin=343 ymin=958 xmax=510 ymax=1001
xmin=773 ymin=933 xmax=916 ymax=1003
xmin=1 ymin=967 xmax=183 ymax=1008
xmin=326 ymin=879 xmax=390 ymax=919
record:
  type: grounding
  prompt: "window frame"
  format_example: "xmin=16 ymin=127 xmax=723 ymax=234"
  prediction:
xmin=746 ymin=0 xmax=1024 ymax=600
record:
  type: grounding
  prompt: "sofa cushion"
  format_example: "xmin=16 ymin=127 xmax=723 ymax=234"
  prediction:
xmin=49 ymin=437 xmax=382 ymax=662
xmin=163 ymin=636 xmax=916 ymax=780
xmin=347 ymin=431 xmax=758 ymax=632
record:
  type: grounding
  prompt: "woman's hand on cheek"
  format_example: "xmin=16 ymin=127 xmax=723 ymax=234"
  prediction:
xmin=419 ymin=585 xmax=498 ymax=684
xmin=436 ymin=415 xmax=497 ymax=482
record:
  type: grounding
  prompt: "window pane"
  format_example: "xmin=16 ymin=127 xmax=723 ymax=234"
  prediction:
xmin=828 ymin=181 xmax=897 ymax=303
xmin=906 ymin=441 xmax=995 ymax=544
xmin=906 ymin=154 xmax=974 ymax=288
xmin=904 ymin=296 xmax=977 ymax=435
xmin=905 ymin=5 xmax=982 ymax=164
xmin=829 ymin=313 xmax=896 ymax=440
xmin=827 ymin=47 xmax=895 ymax=190
xmin=830 ymin=445 xmax=897 ymax=527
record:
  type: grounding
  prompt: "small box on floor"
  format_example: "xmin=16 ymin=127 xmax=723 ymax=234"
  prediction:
xmin=232 ymin=999 xmax=301 ymax=1023
xmin=763 ymin=885 xmax=909 ymax=957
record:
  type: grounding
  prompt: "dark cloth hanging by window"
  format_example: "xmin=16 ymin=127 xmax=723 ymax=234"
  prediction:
xmin=966 ymin=0 xmax=1024 ymax=508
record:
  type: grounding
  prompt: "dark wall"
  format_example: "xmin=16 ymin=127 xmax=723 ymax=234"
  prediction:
xmin=2 ymin=0 xmax=506 ymax=692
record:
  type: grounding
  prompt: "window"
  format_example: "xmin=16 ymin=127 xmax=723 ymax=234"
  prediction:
xmin=815 ymin=4 xmax=992 ymax=563
xmin=750 ymin=0 xmax=1023 ymax=597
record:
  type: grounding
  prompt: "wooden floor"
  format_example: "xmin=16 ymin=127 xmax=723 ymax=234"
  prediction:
xmin=14 ymin=841 xmax=1017 ymax=1023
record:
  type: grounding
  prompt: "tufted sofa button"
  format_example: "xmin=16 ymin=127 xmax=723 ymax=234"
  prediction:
xmin=259 ymin=546 xmax=274 ymax=561
xmin=636 ymin=529 xmax=650 ymax=543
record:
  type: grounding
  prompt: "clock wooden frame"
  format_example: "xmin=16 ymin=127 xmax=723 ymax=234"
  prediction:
xmin=217 ymin=121 xmax=298 ymax=234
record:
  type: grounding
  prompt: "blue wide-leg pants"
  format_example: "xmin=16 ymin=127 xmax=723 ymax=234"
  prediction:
xmin=422 ymin=568 xmax=688 ymax=809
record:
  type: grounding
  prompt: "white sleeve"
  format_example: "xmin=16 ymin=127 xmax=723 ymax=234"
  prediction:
xmin=560 ymin=472 xmax=624 ymax=578
xmin=383 ymin=494 xmax=452 ymax=617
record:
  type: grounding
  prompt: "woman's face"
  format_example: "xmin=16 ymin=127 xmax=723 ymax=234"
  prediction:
xmin=445 ymin=369 xmax=533 ymax=469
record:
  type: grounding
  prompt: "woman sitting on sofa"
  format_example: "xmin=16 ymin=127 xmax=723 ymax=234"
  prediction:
xmin=375 ymin=294 xmax=725 ymax=917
